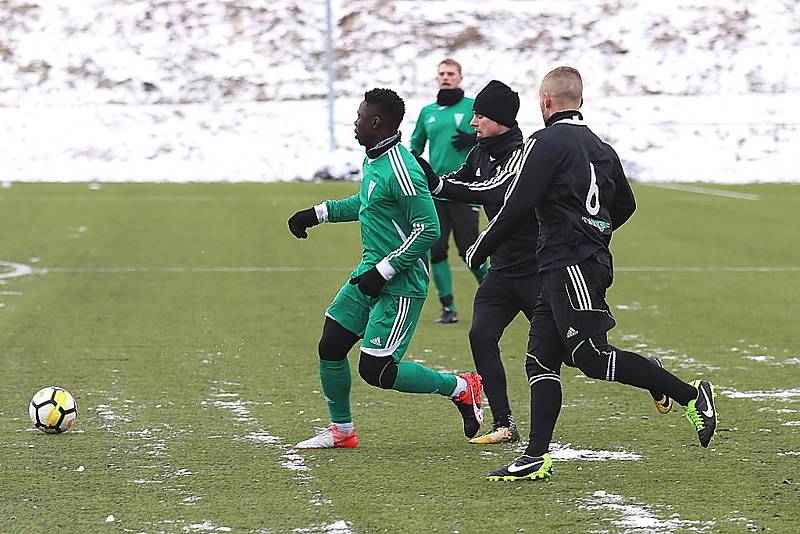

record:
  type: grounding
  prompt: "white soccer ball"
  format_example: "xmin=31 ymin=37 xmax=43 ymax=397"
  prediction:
xmin=29 ymin=386 xmax=78 ymax=433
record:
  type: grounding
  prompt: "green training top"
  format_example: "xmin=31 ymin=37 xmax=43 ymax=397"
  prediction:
xmin=325 ymin=143 xmax=440 ymax=298
xmin=409 ymin=96 xmax=475 ymax=175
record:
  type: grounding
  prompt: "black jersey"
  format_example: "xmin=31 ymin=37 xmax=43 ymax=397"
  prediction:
xmin=432 ymin=126 xmax=539 ymax=277
xmin=465 ymin=111 xmax=636 ymax=273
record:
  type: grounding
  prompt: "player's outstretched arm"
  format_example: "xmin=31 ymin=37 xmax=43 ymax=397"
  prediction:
xmin=465 ymin=137 xmax=557 ymax=268
xmin=414 ymin=151 xmax=494 ymax=206
xmin=439 ymin=148 xmax=520 ymax=206
xmin=287 ymin=194 xmax=362 ymax=239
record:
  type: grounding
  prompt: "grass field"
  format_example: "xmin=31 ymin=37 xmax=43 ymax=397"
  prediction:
xmin=1 ymin=182 xmax=799 ymax=533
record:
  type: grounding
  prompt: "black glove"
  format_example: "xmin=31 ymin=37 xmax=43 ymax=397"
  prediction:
xmin=287 ymin=207 xmax=319 ymax=239
xmin=349 ymin=267 xmax=387 ymax=297
xmin=465 ymin=243 xmax=488 ymax=270
xmin=451 ymin=129 xmax=477 ymax=151
xmin=412 ymin=153 xmax=440 ymax=192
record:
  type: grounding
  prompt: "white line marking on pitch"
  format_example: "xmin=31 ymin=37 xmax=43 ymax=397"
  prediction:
xmin=38 ymin=266 xmax=354 ymax=273
xmin=4 ymin=261 xmax=800 ymax=279
xmin=0 ymin=261 xmax=33 ymax=279
xmin=616 ymin=266 xmax=800 ymax=272
xmin=36 ymin=266 xmax=800 ymax=274
xmin=642 ymin=183 xmax=760 ymax=200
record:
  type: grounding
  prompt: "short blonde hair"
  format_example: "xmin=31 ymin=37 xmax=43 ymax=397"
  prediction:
xmin=438 ymin=58 xmax=463 ymax=74
xmin=542 ymin=66 xmax=583 ymax=105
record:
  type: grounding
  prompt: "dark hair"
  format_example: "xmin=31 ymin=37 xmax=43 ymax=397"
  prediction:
xmin=364 ymin=88 xmax=405 ymax=131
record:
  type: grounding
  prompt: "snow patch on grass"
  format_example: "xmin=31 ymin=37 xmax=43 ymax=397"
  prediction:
xmin=579 ymin=490 xmax=715 ymax=533
xmin=207 ymin=382 xmax=311 ymax=475
xmin=184 ymin=520 xmax=232 ymax=532
xmin=293 ymin=521 xmax=353 ymax=534
xmin=722 ymin=388 xmax=800 ymax=401
xmin=514 ymin=442 xmax=641 ymax=462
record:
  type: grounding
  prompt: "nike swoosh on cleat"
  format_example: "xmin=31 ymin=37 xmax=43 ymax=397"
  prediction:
xmin=507 ymin=462 xmax=539 ymax=473
xmin=469 ymin=380 xmax=484 ymax=423
xmin=700 ymin=386 xmax=715 ymax=418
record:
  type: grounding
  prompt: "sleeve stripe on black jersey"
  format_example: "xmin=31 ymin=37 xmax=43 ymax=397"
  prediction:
xmin=447 ymin=147 xmax=524 ymax=192
xmin=465 ymin=138 xmax=537 ymax=267
xmin=387 ymin=146 xmax=416 ymax=196
xmin=386 ymin=223 xmax=425 ymax=263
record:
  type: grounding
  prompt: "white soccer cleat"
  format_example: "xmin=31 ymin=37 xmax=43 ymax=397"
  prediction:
xmin=295 ymin=424 xmax=358 ymax=449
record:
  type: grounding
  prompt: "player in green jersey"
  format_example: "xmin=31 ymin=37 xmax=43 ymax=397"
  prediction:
xmin=287 ymin=88 xmax=484 ymax=449
xmin=410 ymin=59 xmax=489 ymax=324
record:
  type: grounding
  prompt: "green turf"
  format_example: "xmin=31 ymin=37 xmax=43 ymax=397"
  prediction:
xmin=1 ymin=182 xmax=798 ymax=532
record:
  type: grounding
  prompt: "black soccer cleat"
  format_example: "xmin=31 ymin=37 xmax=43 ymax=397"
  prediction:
xmin=683 ymin=379 xmax=717 ymax=447
xmin=487 ymin=454 xmax=553 ymax=481
xmin=436 ymin=308 xmax=458 ymax=324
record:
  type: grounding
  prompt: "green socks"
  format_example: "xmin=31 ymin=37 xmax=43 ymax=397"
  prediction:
xmin=431 ymin=259 xmax=453 ymax=301
xmin=319 ymin=357 xmax=459 ymax=421
xmin=319 ymin=358 xmax=352 ymax=423
xmin=433 ymin=258 xmax=488 ymax=309
xmin=391 ymin=361 xmax=458 ymax=396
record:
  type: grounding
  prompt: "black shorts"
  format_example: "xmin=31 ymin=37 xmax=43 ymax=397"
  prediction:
xmin=430 ymin=199 xmax=481 ymax=262
xmin=527 ymin=252 xmax=616 ymax=367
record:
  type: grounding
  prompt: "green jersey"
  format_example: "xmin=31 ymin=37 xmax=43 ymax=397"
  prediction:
xmin=410 ymin=97 xmax=475 ymax=175
xmin=324 ymin=142 xmax=440 ymax=299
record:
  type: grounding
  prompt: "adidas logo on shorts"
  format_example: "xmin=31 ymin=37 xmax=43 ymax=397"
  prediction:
xmin=370 ymin=337 xmax=382 ymax=346
xmin=566 ymin=327 xmax=579 ymax=338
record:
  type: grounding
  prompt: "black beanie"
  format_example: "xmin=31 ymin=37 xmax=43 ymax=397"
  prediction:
xmin=473 ymin=80 xmax=520 ymax=128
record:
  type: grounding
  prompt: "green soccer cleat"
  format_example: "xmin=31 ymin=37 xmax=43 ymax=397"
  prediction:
xmin=683 ymin=380 xmax=717 ymax=447
xmin=487 ymin=453 xmax=553 ymax=481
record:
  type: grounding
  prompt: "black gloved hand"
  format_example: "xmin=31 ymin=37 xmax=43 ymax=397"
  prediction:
xmin=287 ymin=207 xmax=319 ymax=239
xmin=451 ymin=129 xmax=478 ymax=151
xmin=414 ymin=154 xmax=442 ymax=191
xmin=412 ymin=153 xmax=440 ymax=192
xmin=465 ymin=242 xmax=488 ymax=270
xmin=349 ymin=267 xmax=387 ymax=297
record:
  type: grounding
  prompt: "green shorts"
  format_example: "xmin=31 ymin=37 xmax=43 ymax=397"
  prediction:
xmin=325 ymin=281 xmax=425 ymax=362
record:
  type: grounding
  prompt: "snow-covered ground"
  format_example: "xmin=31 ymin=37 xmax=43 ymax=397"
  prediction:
xmin=0 ymin=0 xmax=798 ymax=183
xmin=2 ymin=94 xmax=798 ymax=183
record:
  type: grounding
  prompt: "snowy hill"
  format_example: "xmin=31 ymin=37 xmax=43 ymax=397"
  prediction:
xmin=0 ymin=0 xmax=798 ymax=182
xmin=2 ymin=0 xmax=798 ymax=104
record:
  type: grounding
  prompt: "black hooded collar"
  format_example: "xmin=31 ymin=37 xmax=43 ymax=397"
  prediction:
xmin=545 ymin=110 xmax=584 ymax=128
xmin=366 ymin=132 xmax=401 ymax=160
xmin=477 ymin=125 xmax=524 ymax=159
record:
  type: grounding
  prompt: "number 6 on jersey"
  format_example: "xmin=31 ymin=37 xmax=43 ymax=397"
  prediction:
xmin=585 ymin=162 xmax=600 ymax=216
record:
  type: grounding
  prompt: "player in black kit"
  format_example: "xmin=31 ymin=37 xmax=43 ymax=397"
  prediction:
xmin=465 ymin=67 xmax=718 ymax=481
xmin=419 ymin=80 xmax=539 ymax=444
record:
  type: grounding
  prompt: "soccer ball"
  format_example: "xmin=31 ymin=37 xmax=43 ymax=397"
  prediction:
xmin=29 ymin=386 xmax=78 ymax=433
